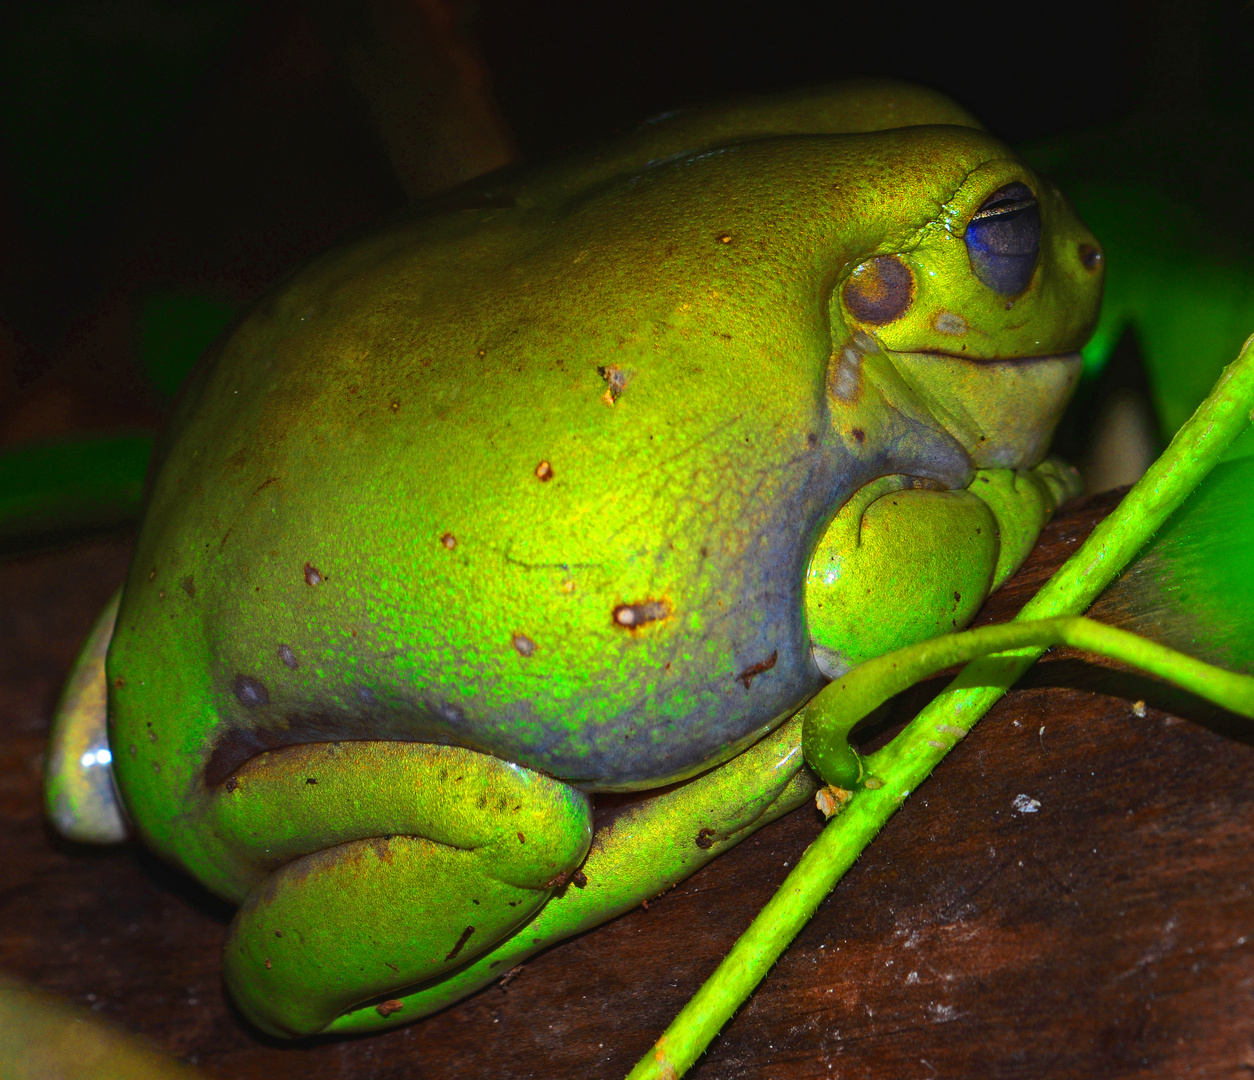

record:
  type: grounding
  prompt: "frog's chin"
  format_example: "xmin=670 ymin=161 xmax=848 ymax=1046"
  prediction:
xmin=885 ymin=349 xmax=1082 ymax=469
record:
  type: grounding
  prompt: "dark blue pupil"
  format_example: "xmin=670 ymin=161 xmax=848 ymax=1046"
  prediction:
xmin=964 ymin=182 xmax=1040 ymax=295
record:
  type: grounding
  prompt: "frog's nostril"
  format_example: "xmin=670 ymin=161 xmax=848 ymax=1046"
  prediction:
xmin=1079 ymin=243 xmax=1103 ymax=271
xmin=843 ymin=256 xmax=914 ymax=325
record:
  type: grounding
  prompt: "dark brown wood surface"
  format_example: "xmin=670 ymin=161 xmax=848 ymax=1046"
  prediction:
xmin=2 ymin=490 xmax=1252 ymax=1079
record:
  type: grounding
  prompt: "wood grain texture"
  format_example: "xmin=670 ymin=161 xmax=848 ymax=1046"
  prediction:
xmin=1 ymin=489 xmax=1252 ymax=1079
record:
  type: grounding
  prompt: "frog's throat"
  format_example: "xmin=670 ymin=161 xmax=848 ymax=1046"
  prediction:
xmin=885 ymin=350 xmax=1082 ymax=470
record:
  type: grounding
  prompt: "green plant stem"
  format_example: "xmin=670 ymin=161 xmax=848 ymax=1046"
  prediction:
xmin=625 ymin=332 xmax=1254 ymax=1080
xmin=807 ymin=616 xmax=1254 ymax=789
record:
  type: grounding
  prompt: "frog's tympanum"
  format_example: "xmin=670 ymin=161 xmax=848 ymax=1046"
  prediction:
xmin=45 ymin=80 xmax=1102 ymax=1037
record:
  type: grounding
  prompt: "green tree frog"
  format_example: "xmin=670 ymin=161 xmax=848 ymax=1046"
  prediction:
xmin=44 ymin=80 xmax=1103 ymax=1038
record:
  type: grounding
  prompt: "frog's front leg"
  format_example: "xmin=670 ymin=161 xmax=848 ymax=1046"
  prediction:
xmin=806 ymin=459 xmax=1081 ymax=677
xmin=323 ymin=716 xmax=818 ymax=1035
xmin=208 ymin=743 xmax=592 ymax=1038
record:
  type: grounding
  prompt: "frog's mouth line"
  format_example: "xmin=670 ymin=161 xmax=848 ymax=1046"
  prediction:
xmin=889 ymin=348 xmax=1083 ymax=366
xmin=882 ymin=349 xmax=1083 ymax=470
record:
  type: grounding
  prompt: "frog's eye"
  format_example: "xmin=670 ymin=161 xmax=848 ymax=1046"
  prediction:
xmin=964 ymin=182 xmax=1040 ymax=296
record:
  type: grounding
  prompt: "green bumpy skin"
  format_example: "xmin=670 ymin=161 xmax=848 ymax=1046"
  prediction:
xmin=56 ymin=80 xmax=1101 ymax=1036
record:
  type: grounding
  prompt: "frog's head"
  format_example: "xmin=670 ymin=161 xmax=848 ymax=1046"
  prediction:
xmin=829 ymin=127 xmax=1104 ymax=469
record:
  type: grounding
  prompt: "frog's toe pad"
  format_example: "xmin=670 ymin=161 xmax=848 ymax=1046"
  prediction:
xmin=43 ymin=591 xmax=130 ymax=843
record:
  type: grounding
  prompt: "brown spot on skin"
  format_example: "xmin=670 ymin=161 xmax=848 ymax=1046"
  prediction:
xmin=613 ymin=600 xmax=671 ymax=629
xmin=598 ymin=365 xmax=627 ymax=404
xmin=441 ymin=532 xmax=457 ymax=549
xmin=954 ymin=591 xmax=962 ymax=602
xmin=148 ymin=568 xmax=157 ymax=581
xmin=114 ymin=677 xmax=125 ymax=688
xmin=851 ymin=428 xmax=866 ymax=444
xmin=303 ymin=563 xmax=323 ymax=586
xmin=572 ymin=869 xmax=587 ymax=887
xmin=737 ymin=651 xmax=778 ymax=690
xmin=445 ymin=926 xmax=475 ymax=962
xmin=1079 ymin=243 xmax=1103 ymax=270
xmin=534 ymin=460 xmax=554 ymax=481
xmin=512 ymin=633 xmax=536 ymax=657
xmin=158 ymin=589 xmax=164 ymax=599
xmin=265 ymin=959 xmax=271 ymax=969
xmin=305 ymin=777 xmax=317 ymax=785
xmin=715 ymin=231 xmax=733 ymax=244
xmin=278 ymin=644 xmax=298 ymax=669
xmin=843 ymin=256 xmax=915 ymax=325
xmin=223 ymin=777 xmax=239 ymax=793
xmin=390 ymin=400 xmax=400 ymax=412
xmin=182 ymin=576 xmax=195 ymax=598
xmin=695 ymin=828 xmax=718 ymax=850
xmin=517 ymin=832 xmax=526 ymax=843
xmin=498 ymin=964 xmax=524 ymax=989
xmin=233 ymin=675 xmax=270 ymax=708
xmin=376 ymin=999 xmax=404 ymax=1017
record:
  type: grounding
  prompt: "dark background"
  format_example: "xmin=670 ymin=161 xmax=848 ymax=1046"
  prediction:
xmin=0 ymin=0 xmax=1248 ymax=452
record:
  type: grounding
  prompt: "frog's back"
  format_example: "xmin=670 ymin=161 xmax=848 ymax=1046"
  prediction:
xmin=107 ymin=84 xmax=1014 ymax=805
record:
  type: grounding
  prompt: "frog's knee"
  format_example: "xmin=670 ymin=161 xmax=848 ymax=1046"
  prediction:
xmin=205 ymin=742 xmax=591 ymax=897
xmin=44 ymin=590 xmax=130 ymax=843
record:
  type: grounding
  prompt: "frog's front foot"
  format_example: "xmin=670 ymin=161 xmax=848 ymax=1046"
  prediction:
xmin=209 ymin=743 xmax=592 ymax=1037
xmin=969 ymin=457 xmax=1082 ymax=588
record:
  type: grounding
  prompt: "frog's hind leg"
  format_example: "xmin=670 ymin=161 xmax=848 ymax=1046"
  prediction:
xmin=327 ymin=713 xmax=818 ymax=1034
xmin=43 ymin=589 xmax=131 ymax=843
xmin=209 ymin=742 xmax=592 ymax=1038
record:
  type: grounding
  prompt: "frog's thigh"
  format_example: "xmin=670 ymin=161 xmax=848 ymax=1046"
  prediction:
xmin=969 ymin=459 xmax=1082 ymax=589
xmin=806 ymin=480 xmax=999 ymax=674
xmin=325 ymin=715 xmax=817 ymax=1035
xmin=212 ymin=743 xmax=592 ymax=1038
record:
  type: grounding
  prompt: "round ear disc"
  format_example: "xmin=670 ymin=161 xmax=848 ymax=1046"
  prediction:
xmin=842 ymin=255 xmax=915 ymax=325
xmin=965 ymin=182 xmax=1041 ymax=296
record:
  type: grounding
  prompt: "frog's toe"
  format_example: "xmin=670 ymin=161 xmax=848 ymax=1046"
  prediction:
xmin=43 ymin=590 xmax=130 ymax=843
xmin=1034 ymin=455 xmax=1085 ymax=505
xmin=211 ymin=742 xmax=591 ymax=1037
